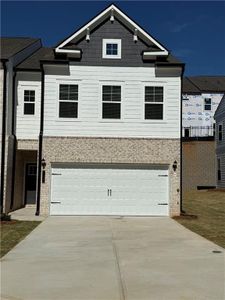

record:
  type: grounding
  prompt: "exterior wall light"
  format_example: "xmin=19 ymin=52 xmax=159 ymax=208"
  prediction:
xmin=41 ymin=158 xmax=46 ymax=169
xmin=172 ymin=161 xmax=178 ymax=172
xmin=41 ymin=158 xmax=46 ymax=183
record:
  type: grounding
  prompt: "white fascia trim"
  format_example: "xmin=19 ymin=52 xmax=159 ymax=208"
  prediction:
xmin=55 ymin=49 xmax=81 ymax=54
xmin=143 ymin=51 xmax=168 ymax=56
xmin=55 ymin=4 xmax=168 ymax=53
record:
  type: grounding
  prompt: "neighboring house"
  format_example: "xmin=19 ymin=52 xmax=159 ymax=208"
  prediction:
xmin=2 ymin=4 xmax=184 ymax=217
xmin=214 ymin=94 xmax=225 ymax=188
xmin=0 ymin=37 xmax=42 ymax=214
xmin=182 ymin=76 xmax=225 ymax=137
xmin=182 ymin=76 xmax=225 ymax=191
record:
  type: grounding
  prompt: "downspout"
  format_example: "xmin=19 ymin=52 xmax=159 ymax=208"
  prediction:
xmin=35 ymin=64 xmax=45 ymax=216
xmin=180 ymin=66 xmax=185 ymax=214
xmin=10 ymin=71 xmax=17 ymax=210
xmin=0 ymin=60 xmax=8 ymax=214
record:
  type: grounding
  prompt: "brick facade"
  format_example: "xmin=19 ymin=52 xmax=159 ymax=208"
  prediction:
xmin=40 ymin=137 xmax=181 ymax=217
xmin=182 ymin=140 xmax=216 ymax=191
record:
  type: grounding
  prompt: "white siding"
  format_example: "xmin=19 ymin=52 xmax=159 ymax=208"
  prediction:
xmin=16 ymin=80 xmax=41 ymax=139
xmin=44 ymin=65 xmax=181 ymax=138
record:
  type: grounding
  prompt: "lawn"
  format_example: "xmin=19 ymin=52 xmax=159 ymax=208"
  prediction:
xmin=175 ymin=190 xmax=225 ymax=248
xmin=1 ymin=220 xmax=41 ymax=258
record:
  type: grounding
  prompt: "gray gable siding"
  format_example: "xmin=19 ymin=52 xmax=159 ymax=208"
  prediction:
xmin=66 ymin=18 xmax=158 ymax=67
xmin=215 ymin=95 xmax=225 ymax=188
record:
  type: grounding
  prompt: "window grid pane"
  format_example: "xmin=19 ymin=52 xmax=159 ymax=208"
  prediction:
xmin=102 ymin=85 xmax=121 ymax=119
xmin=24 ymin=90 xmax=35 ymax=102
xmin=106 ymin=43 xmax=118 ymax=55
xmin=59 ymin=84 xmax=78 ymax=101
xmin=145 ymin=104 xmax=163 ymax=120
xmin=59 ymin=84 xmax=78 ymax=118
xmin=59 ymin=102 xmax=78 ymax=118
xmin=102 ymin=86 xmax=121 ymax=102
xmin=24 ymin=90 xmax=35 ymax=115
xmin=24 ymin=103 xmax=35 ymax=115
xmin=145 ymin=86 xmax=163 ymax=103
xmin=145 ymin=86 xmax=164 ymax=120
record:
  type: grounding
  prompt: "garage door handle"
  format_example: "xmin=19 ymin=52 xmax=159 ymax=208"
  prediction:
xmin=158 ymin=203 xmax=168 ymax=205
xmin=158 ymin=175 xmax=168 ymax=177
xmin=52 ymin=173 xmax=62 ymax=176
xmin=107 ymin=189 xmax=112 ymax=196
xmin=51 ymin=201 xmax=61 ymax=204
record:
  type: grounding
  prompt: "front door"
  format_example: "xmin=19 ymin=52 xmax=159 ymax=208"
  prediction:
xmin=25 ymin=164 xmax=37 ymax=205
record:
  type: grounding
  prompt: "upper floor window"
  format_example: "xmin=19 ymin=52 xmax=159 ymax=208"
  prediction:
xmin=102 ymin=39 xmax=121 ymax=59
xmin=145 ymin=86 xmax=164 ymax=120
xmin=102 ymin=85 xmax=121 ymax=119
xmin=59 ymin=84 xmax=78 ymax=118
xmin=24 ymin=90 xmax=35 ymax=115
xmin=218 ymin=124 xmax=223 ymax=141
xmin=204 ymin=98 xmax=211 ymax=111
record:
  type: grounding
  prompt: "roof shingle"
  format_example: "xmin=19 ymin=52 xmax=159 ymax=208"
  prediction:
xmin=0 ymin=37 xmax=40 ymax=60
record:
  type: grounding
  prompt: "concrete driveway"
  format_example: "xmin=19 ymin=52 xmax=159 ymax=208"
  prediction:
xmin=1 ymin=217 xmax=224 ymax=300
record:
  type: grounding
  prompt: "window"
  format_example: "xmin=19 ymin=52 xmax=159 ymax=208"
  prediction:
xmin=145 ymin=86 xmax=163 ymax=120
xmin=102 ymin=39 xmax=121 ymax=59
xmin=102 ymin=85 xmax=121 ymax=119
xmin=204 ymin=98 xmax=211 ymax=111
xmin=106 ymin=43 xmax=118 ymax=55
xmin=28 ymin=165 xmax=37 ymax=176
xmin=24 ymin=90 xmax=35 ymax=115
xmin=59 ymin=84 xmax=78 ymax=118
xmin=218 ymin=124 xmax=223 ymax=141
xmin=217 ymin=158 xmax=221 ymax=181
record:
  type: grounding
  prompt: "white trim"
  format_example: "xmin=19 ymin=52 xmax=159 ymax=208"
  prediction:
xmin=55 ymin=4 xmax=168 ymax=54
xmin=55 ymin=49 xmax=81 ymax=54
xmin=98 ymin=81 xmax=124 ymax=122
xmin=56 ymin=80 xmax=80 ymax=121
xmin=22 ymin=87 xmax=37 ymax=116
xmin=142 ymin=82 xmax=166 ymax=122
xmin=102 ymin=39 xmax=121 ymax=59
xmin=143 ymin=51 xmax=168 ymax=57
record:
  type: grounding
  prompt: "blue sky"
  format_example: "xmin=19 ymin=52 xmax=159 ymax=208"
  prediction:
xmin=1 ymin=1 xmax=225 ymax=76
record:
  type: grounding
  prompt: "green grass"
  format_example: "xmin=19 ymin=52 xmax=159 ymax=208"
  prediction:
xmin=175 ymin=190 xmax=225 ymax=248
xmin=0 ymin=220 xmax=41 ymax=258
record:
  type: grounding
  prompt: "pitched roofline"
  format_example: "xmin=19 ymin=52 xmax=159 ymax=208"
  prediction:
xmin=55 ymin=4 xmax=168 ymax=55
xmin=214 ymin=94 xmax=225 ymax=118
xmin=1 ymin=38 xmax=42 ymax=60
xmin=186 ymin=77 xmax=201 ymax=92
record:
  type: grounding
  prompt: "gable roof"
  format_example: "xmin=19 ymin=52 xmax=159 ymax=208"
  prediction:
xmin=183 ymin=76 xmax=225 ymax=94
xmin=16 ymin=47 xmax=55 ymax=71
xmin=0 ymin=37 xmax=40 ymax=60
xmin=15 ymin=46 xmax=182 ymax=71
xmin=188 ymin=76 xmax=225 ymax=93
xmin=55 ymin=4 xmax=168 ymax=56
xmin=182 ymin=77 xmax=201 ymax=94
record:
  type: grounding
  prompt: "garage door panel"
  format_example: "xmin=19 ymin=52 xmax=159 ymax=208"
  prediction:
xmin=50 ymin=164 xmax=169 ymax=216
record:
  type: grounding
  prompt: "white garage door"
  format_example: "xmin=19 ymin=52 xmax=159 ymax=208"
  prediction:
xmin=50 ymin=164 xmax=169 ymax=216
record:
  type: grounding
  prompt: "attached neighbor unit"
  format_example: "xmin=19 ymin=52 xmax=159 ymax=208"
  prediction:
xmin=50 ymin=164 xmax=169 ymax=216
